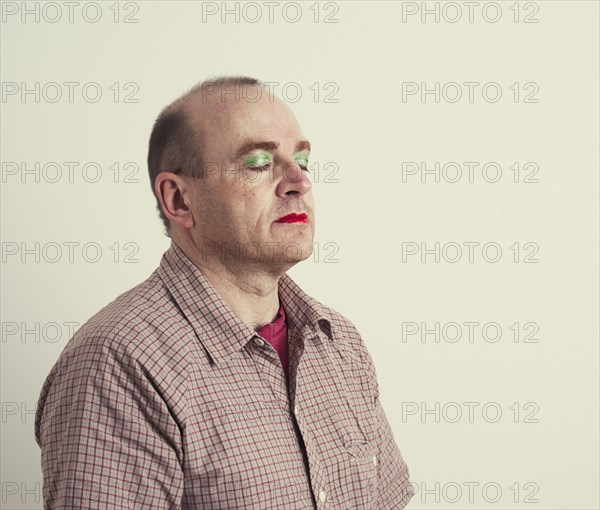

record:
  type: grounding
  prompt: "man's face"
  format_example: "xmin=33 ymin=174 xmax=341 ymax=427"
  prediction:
xmin=184 ymin=87 xmax=315 ymax=273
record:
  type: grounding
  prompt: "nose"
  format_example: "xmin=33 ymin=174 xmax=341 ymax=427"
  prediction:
xmin=275 ymin=159 xmax=312 ymax=198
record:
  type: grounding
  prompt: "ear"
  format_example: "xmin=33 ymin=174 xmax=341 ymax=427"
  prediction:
xmin=154 ymin=172 xmax=195 ymax=230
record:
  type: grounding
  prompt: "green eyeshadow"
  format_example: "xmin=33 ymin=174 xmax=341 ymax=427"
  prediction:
xmin=244 ymin=152 xmax=272 ymax=168
xmin=293 ymin=151 xmax=309 ymax=166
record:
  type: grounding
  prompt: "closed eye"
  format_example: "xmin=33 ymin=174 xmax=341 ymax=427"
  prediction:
xmin=244 ymin=151 xmax=273 ymax=170
xmin=294 ymin=155 xmax=310 ymax=172
xmin=252 ymin=164 xmax=272 ymax=172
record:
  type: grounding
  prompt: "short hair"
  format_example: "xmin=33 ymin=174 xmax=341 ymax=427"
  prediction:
xmin=147 ymin=75 xmax=264 ymax=237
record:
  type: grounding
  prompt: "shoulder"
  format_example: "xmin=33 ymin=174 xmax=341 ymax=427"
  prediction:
xmin=52 ymin=268 xmax=192 ymax=385
xmin=36 ymin=269 xmax=191 ymax=434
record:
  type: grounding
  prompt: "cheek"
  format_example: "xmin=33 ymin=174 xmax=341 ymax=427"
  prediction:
xmin=195 ymin=187 xmax=239 ymax=234
xmin=305 ymin=192 xmax=315 ymax=209
xmin=240 ymin=185 xmax=271 ymax=231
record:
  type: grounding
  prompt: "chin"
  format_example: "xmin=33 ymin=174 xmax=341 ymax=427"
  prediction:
xmin=277 ymin=238 xmax=314 ymax=264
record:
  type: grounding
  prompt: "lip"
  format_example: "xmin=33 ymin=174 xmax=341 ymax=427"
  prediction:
xmin=276 ymin=212 xmax=309 ymax=223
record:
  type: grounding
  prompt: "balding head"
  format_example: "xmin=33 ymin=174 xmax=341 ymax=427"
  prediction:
xmin=147 ymin=76 xmax=267 ymax=237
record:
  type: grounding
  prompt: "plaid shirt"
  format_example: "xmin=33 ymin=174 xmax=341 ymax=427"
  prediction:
xmin=35 ymin=241 xmax=413 ymax=509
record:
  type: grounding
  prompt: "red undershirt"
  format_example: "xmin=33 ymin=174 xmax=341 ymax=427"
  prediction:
xmin=256 ymin=302 xmax=289 ymax=379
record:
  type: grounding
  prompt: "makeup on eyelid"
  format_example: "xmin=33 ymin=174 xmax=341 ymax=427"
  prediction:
xmin=244 ymin=152 xmax=272 ymax=168
xmin=242 ymin=150 xmax=309 ymax=169
xmin=294 ymin=151 xmax=309 ymax=166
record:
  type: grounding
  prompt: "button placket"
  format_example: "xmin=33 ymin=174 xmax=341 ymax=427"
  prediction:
xmin=246 ymin=336 xmax=291 ymax=414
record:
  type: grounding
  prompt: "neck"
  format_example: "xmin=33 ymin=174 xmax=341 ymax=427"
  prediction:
xmin=173 ymin=236 xmax=285 ymax=330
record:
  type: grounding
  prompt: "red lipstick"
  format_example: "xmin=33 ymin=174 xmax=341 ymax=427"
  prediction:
xmin=276 ymin=213 xmax=308 ymax=224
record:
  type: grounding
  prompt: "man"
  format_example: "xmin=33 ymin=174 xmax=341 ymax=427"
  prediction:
xmin=35 ymin=76 xmax=413 ymax=509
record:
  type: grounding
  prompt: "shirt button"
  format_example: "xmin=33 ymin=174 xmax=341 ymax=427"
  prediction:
xmin=253 ymin=337 xmax=265 ymax=347
xmin=319 ymin=490 xmax=327 ymax=503
xmin=372 ymin=455 xmax=378 ymax=466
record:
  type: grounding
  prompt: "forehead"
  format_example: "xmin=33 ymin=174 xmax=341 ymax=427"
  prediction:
xmin=185 ymin=88 xmax=304 ymax=157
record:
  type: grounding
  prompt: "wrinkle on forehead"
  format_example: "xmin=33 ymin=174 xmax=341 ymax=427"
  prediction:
xmin=182 ymin=89 xmax=303 ymax=157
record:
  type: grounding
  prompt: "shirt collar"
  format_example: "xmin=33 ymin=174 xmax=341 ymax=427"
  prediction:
xmin=157 ymin=241 xmax=335 ymax=365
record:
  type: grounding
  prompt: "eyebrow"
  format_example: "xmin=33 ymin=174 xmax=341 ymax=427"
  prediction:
xmin=234 ymin=139 xmax=311 ymax=160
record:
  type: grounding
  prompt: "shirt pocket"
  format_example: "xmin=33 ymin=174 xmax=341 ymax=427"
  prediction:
xmin=336 ymin=352 xmax=381 ymax=444
xmin=323 ymin=368 xmax=381 ymax=508
xmin=345 ymin=437 xmax=379 ymax=498
xmin=333 ymin=427 xmax=379 ymax=509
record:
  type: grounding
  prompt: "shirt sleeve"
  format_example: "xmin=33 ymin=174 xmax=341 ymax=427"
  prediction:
xmin=34 ymin=341 xmax=185 ymax=510
xmin=373 ymin=394 xmax=414 ymax=508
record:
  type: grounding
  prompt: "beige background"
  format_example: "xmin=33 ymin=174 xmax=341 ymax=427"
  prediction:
xmin=1 ymin=1 xmax=598 ymax=508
